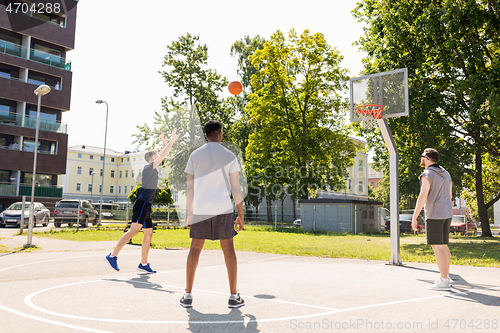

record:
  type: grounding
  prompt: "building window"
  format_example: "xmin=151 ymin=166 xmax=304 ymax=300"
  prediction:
xmin=119 ymin=171 xmax=122 ymax=178
xmin=111 ymin=158 xmax=115 ymax=162
xmin=100 ymin=156 xmax=104 ymax=161
xmin=111 ymin=170 xmax=115 ymax=178
xmin=173 ymin=191 xmax=178 ymax=203
xmin=127 ymin=157 xmax=130 ymax=162
xmin=76 ymin=182 xmax=81 ymax=192
xmin=125 ymin=170 xmax=128 ymax=178
xmin=22 ymin=139 xmax=57 ymax=154
xmin=100 ymin=169 xmax=103 ymax=177
xmin=90 ymin=155 xmax=94 ymax=160
xmin=98 ymin=184 xmax=102 ymax=193
xmin=370 ymin=210 xmax=374 ymax=219
xmin=109 ymin=185 xmax=114 ymax=194
xmin=348 ymin=179 xmax=352 ymax=190
xmin=118 ymin=186 xmax=121 ymax=194
xmin=121 ymin=158 xmax=123 ymax=163
xmin=89 ymin=167 xmax=94 ymax=176
xmin=358 ymin=181 xmax=364 ymax=193
xmin=77 ymin=167 xmax=82 ymax=175
xmin=124 ymin=185 xmax=128 ymax=194
xmin=359 ymin=160 xmax=364 ymax=171
xmin=78 ymin=153 xmax=82 ymax=158
xmin=131 ymin=170 xmax=134 ymax=178
xmin=87 ymin=184 xmax=93 ymax=192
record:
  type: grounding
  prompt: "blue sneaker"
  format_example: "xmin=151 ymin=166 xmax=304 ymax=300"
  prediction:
xmin=105 ymin=254 xmax=119 ymax=271
xmin=137 ymin=263 xmax=156 ymax=274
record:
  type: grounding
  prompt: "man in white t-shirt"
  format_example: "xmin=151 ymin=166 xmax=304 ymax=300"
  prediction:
xmin=180 ymin=120 xmax=245 ymax=309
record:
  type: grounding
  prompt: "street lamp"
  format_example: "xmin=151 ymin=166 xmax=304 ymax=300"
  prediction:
xmin=27 ymin=84 xmax=51 ymax=247
xmin=95 ymin=100 xmax=108 ymax=226
xmin=90 ymin=171 xmax=97 ymax=203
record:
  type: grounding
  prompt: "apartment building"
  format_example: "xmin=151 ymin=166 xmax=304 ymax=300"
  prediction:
xmin=0 ymin=0 xmax=78 ymax=212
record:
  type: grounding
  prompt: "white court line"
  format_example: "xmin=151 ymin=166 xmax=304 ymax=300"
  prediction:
xmin=0 ymin=303 xmax=112 ymax=333
xmin=4 ymin=251 xmax=500 ymax=328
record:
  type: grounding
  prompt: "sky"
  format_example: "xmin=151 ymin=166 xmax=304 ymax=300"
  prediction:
xmin=65 ymin=0 xmax=367 ymax=153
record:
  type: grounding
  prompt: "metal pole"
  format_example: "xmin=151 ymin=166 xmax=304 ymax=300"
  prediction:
xmin=377 ymin=118 xmax=402 ymax=265
xmin=98 ymin=101 xmax=109 ymax=226
xmin=313 ymin=205 xmax=316 ymax=232
xmin=274 ymin=205 xmax=277 ymax=231
xmin=27 ymin=94 xmax=42 ymax=246
xmin=19 ymin=195 xmax=26 ymax=234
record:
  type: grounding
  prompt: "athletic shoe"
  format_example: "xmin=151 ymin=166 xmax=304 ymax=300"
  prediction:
xmin=105 ymin=254 xmax=119 ymax=271
xmin=137 ymin=263 xmax=156 ymax=274
xmin=427 ymin=278 xmax=451 ymax=291
xmin=180 ymin=293 xmax=193 ymax=308
xmin=228 ymin=293 xmax=245 ymax=308
xmin=448 ymin=275 xmax=454 ymax=286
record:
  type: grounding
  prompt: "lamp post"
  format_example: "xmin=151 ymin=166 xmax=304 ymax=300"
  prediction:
xmin=95 ymin=100 xmax=108 ymax=226
xmin=90 ymin=171 xmax=97 ymax=203
xmin=27 ymin=84 xmax=51 ymax=247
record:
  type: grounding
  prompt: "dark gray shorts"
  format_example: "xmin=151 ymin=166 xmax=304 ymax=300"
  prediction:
xmin=190 ymin=213 xmax=237 ymax=240
xmin=426 ymin=218 xmax=452 ymax=245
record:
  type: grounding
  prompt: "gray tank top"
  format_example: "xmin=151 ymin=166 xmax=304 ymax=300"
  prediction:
xmin=420 ymin=165 xmax=453 ymax=219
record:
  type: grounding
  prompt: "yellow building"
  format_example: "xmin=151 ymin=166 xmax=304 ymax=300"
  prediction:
xmin=58 ymin=145 xmax=184 ymax=208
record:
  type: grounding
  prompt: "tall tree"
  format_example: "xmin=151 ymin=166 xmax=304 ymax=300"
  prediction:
xmin=353 ymin=0 xmax=500 ymax=237
xmin=246 ymin=29 xmax=357 ymax=202
xmin=133 ymin=34 xmax=231 ymax=192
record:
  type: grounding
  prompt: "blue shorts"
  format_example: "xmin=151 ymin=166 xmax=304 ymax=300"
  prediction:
xmin=132 ymin=200 xmax=153 ymax=229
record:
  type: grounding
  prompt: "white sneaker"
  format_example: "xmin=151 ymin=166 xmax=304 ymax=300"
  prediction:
xmin=448 ymin=276 xmax=454 ymax=286
xmin=428 ymin=278 xmax=451 ymax=291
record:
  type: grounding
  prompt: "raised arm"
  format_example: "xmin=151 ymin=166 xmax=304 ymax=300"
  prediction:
xmin=153 ymin=129 xmax=179 ymax=169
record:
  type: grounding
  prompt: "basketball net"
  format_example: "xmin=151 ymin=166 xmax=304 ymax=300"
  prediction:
xmin=355 ymin=104 xmax=383 ymax=129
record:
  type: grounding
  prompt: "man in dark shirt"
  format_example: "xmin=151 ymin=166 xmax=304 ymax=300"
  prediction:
xmin=105 ymin=130 xmax=178 ymax=273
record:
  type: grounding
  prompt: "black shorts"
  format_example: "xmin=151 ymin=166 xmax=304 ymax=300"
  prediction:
xmin=426 ymin=218 xmax=452 ymax=245
xmin=132 ymin=200 xmax=153 ymax=229
xmin=190 ymin=213 xmax=237 ymax=240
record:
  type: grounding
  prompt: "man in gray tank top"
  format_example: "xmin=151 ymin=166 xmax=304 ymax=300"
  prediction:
xmin=412 ymin=148 xmax=453 ymax=291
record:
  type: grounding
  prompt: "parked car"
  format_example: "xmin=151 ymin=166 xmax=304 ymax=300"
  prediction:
xmin=93 ymin=203 xmax=121 ymax=220
xmin=450 ymin=215 xmax=477 ymax=236
xmin=293 ymin=219 xmax=301 ymax=227
xmin=53 ymin=200 xmax=98 ymax=227
xmin=386 ymin=214 xmax=425 ymax=234
xmin=0 ymin=202 xmax=50 ymax=228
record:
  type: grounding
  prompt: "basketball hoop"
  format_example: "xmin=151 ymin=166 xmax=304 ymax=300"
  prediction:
xmin=355 ymin=104 xmax=383 ymax=129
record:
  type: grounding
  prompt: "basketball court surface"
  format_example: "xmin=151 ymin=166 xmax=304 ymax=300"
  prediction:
xmin=0 ymin=230 xmax=499 ymax=333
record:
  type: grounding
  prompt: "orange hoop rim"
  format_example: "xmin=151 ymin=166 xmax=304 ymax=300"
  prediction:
xmin=355 ymin=104 xmax=383 ymax=119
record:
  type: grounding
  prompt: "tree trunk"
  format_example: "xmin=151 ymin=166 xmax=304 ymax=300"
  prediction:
xmin=292 ymin=199 xmax=297 ymax=220
xmin=266 ymin=195 xmax=273 ymax=223
xmin=475 ymin=148 xmax=493 ymax=237
xmin=281 ymin=199 xmax=284 ymax=222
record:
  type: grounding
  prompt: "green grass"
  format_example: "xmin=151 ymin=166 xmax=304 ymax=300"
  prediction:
xmin=30 ymin=226 xmax=500 ymax=268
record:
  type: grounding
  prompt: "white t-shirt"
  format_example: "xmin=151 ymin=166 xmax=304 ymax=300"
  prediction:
xmin=184 ymin=142 xmax=240 ymax=216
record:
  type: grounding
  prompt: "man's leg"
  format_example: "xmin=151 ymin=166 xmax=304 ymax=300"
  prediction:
xmin=186 ymin=238 xmax=205 ymax=293
xmin=111 ymin=222 xmax=142 ymax=257
xmin=141 ymin=227 xmax=153 ymax=265
xmin=431 ymin=244 xmax=449 ymax=279
xmin=220 ymin=238 xmax=237 ymax=295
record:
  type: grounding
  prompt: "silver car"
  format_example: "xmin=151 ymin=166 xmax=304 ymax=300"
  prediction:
xmin=0 ymin=202 xmax=50 ymax=228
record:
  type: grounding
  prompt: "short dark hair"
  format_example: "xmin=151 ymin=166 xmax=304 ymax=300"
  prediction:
xmin=204 ymin=120 xmax=222 ymax=139
xmin=144 ymin=150 xmax=157 ymax=163
xmin=423 ymin=148 xmax=439 ymax=162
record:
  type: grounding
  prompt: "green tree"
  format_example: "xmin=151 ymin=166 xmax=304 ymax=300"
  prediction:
xmin=354 ymin=0 xmax=500 ymax=237
xmin=246 ymin=29 xmax=357 ymax=203
xmin=133 ymin=34 xmax=233 ymax=192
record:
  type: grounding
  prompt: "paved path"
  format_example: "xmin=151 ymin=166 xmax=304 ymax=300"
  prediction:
xmin=0 ymin=227 xmax=499 ymax=333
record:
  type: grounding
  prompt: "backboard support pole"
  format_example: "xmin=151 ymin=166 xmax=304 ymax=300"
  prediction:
xmin=377 ymin=118 xmax=402 ymax=265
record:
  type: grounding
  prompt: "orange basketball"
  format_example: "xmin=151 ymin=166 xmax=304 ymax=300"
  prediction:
xmin=228 ymin=81 xmax=242 ymax=95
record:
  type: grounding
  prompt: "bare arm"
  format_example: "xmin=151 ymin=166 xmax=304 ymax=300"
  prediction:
xmin=412 ymin=176 xmax=430 ymax=230
xmin=230 ymin=171 xmax=244 ymax=232
xmin=186 ymin=173 xmax=194 ymax=228
xmin=153 ymin=129 xmax=179 ymax=169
